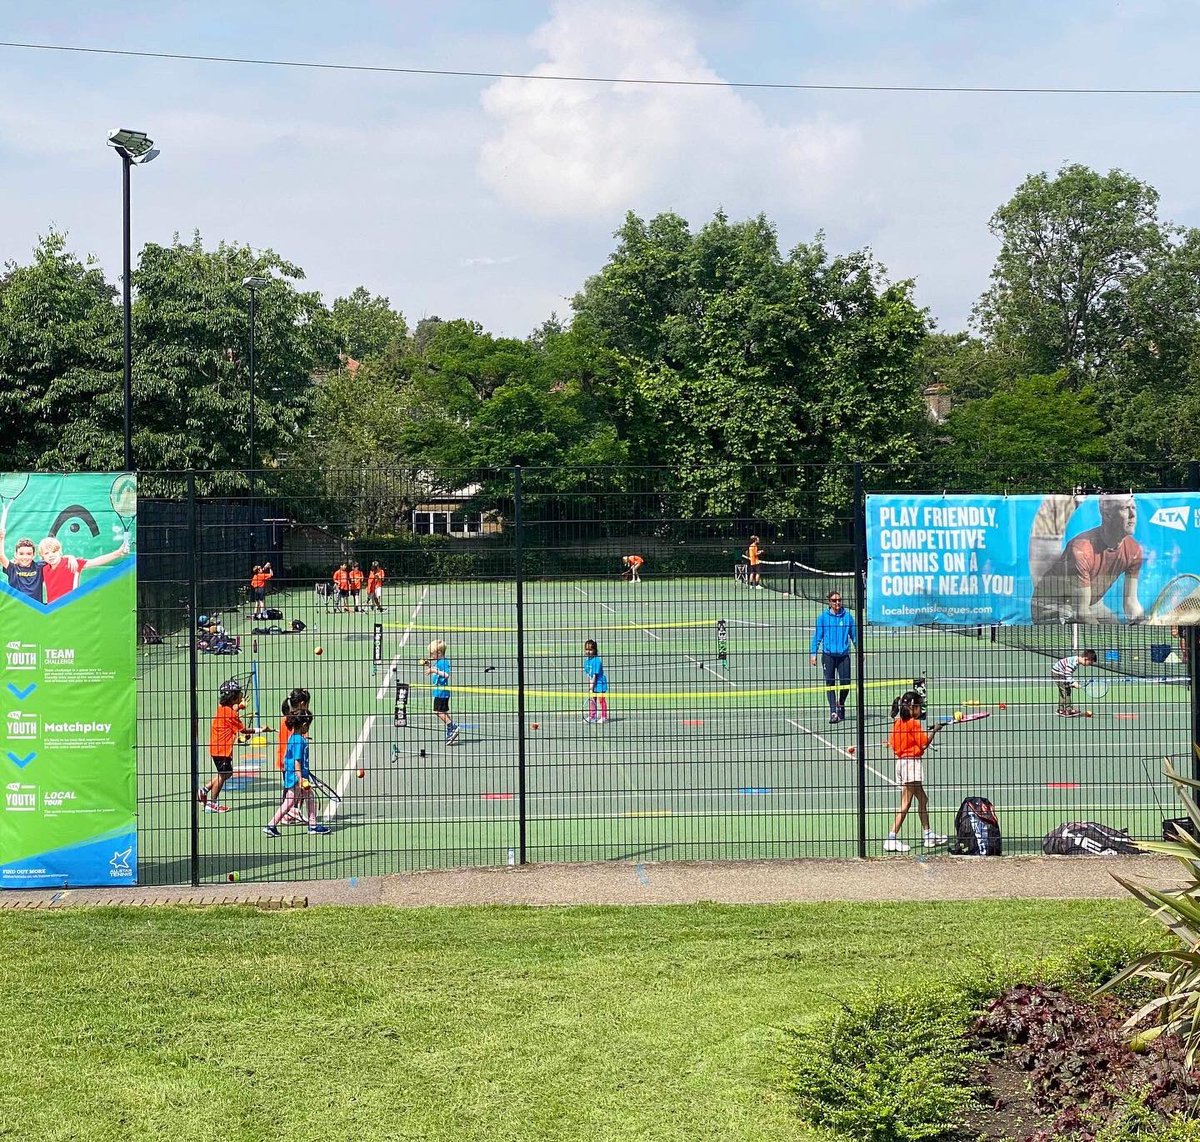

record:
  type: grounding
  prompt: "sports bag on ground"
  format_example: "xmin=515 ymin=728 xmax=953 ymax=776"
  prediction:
xmin=950 ymin=796 xmax=1002 ymax=856
xmin=263 ymin=607 xmax=284 ymax=620
xmin=1042 ymin=822 xmax=1140 ymax=856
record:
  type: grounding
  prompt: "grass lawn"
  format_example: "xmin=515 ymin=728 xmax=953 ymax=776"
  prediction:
xmin=0 ymin=899 xmax=1156 ymax=1142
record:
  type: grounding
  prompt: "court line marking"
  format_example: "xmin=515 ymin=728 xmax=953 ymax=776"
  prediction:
xmin=787 ymin=717 xmax=899 ymax=787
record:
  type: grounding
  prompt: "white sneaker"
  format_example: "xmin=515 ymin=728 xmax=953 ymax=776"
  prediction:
xmin=883 ymin=837 xmax=909 ymax=852
xmin=923 ymin=833 xmax=947 ymax=848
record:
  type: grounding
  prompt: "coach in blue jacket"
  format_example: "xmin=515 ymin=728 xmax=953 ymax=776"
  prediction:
xmin=809 ymin=589 xmax=857 ymax=724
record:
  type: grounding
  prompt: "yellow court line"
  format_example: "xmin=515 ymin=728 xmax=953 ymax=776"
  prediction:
xmin=414 ymin=678 xmax=912 ymax=701
xmin=390 ymin=620 xmax=728 ymax=634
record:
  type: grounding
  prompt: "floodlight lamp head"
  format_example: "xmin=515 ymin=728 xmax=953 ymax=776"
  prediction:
xmin=243 ymin=276 xmax=271 ymax=290
xmin=107 ymin=128 xmax=159 ymax=164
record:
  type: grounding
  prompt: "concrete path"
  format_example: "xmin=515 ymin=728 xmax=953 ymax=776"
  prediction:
xmin=0 ymin=853 xmax=1183 ymax=910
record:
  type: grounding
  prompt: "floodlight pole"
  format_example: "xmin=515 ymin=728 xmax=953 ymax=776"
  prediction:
xmin=120 ymin=152 xmax=133 ymax=471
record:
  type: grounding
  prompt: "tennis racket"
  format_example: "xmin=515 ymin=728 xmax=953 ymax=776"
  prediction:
xmin=1081 ymin=678 xmax=1110 ymax=701
xmin=1146 ymin=573 xmax=1200 ymax=624
xmin=109 ymin=473 xmax=137 ymax=546
xmin=0 ymin=473 xmax=29 ymax=532
xmin=954 ymin=711 xmax=991 ymax=724
xmin=307 ymin=773 xmax=342 ymax=803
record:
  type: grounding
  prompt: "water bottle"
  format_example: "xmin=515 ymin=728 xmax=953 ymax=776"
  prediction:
xmin=507 ymin=847 xmax=516 ymax=867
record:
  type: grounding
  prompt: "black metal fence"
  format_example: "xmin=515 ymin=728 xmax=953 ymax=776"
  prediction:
xmin=133 ymin=465 xmax=1197 ymax=885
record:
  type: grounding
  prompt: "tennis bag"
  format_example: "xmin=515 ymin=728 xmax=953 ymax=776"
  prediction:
xmin=263 ymin=607 xmax=284 ymax=620
xmin=1042 ymin=822 xmax=1140 ymax=856
xmin=950 ymin=796 xmax=1002 ymax=856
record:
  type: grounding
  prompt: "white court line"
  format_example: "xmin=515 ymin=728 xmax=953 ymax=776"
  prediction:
xmin=326 ymin=586 xmax=430 ymax=822
xmin=788 ymin=717 xmax=898 ymax=787
xmin=573 ymin=583 xmax=661 ymax=639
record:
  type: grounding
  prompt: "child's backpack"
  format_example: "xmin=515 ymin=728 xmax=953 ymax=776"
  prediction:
xmin=1042 ymin=822 xmax=1140 ymax=856
xmin=950 ymin=796 xmax=1002 ymax=856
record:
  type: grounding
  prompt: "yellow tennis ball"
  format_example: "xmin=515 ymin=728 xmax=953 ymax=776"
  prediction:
xmin=954 ymin=710 xmax=963 ymax=722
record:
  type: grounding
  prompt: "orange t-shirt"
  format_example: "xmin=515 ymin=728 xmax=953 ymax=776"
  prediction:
xmin=349 ymin=568 xmax=365 ymax=591
xmin=276 ymin=716 xmax=291 ymax=771
xmin=748 ymin=542 xmax=761 ymax=566
xmin=627 ymin=555 xmax=644 ymax=569
xmin=367 ymin=569 xmax=384 ymax=593
xmin=889 ymin=717 xmax=928 ymax=759
xmin=210 ymin=705 xmax=246 ymax=758
xmin=250 ymin=569 xmax=273 ymax=589
xmin=333 ymin=568 xmax=349 ymax=590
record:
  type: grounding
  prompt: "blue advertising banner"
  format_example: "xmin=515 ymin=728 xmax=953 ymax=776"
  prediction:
xmin=866 ymin=492 xmax=1200 ymax=627
xmin=1 ymin=473 xmax=137 ymax=888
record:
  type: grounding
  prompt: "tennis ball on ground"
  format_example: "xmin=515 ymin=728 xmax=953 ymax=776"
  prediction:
xmin=356 ymin=767 xmax=365 ymax=778
xmin=227 ymin=872 xmax=239 ymax=883
xmin=314 ymin=646 xmax=324 ymax=656
xmin=954 ymin=710 xmax=963 ymax=722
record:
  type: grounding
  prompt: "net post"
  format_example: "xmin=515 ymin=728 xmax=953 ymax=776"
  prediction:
xmin=852 ymin=461 xmax=868 ymax=858
xmin=513 ymin=466 xmax=527 ymax=866
xmin=187 ymin=471 xmax=201 ymax=888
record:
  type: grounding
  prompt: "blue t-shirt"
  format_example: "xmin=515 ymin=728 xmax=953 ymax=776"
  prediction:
xmin=5 ymin=560 xmax=45 ymax=600
xmin=431 ymin=657 xmax=451 ymax=700
xmin=584 ymin=654 xmax=608 ymax=694
xmin=283 ymin=734 xmax=310 ymax=790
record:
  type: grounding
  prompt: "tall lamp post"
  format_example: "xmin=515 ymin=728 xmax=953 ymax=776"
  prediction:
xmin=106 ymin=129 xmax=159 ymax=473
xmin=243 ymin=276 xmax=270 ymax=552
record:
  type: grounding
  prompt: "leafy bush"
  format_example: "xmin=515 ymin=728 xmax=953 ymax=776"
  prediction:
xmin=973 ymin=983 xmax=1200 ymax=1139
xmin=785 ymin=989 xmax=981 ymax=1141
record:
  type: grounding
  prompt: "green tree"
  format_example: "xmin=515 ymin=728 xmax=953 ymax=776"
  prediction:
xmin=0 ymin=232 xmax=122 ymax=471
xmin=328 ymin=286 xmax=407 ymax=362
xmin=976 ymin=165 xmax=1171 ymax=385
xmin=938 ymin=372 xmax=1106 ymax=491
xmin=572 ymin=210 xmax=929 ymax=521
xmin=131 ymin=235 xmax=338 ymax=480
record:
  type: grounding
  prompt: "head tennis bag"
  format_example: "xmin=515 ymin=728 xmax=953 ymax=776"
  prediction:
xmin=950 ymin=796 xmax=1002 ymax=856
xmin=1042 ymin=822 xmax=1140 ymax=856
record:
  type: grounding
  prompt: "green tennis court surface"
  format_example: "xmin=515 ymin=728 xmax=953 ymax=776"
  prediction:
xmin=135 ymin=576 xmax=1191 ymax=884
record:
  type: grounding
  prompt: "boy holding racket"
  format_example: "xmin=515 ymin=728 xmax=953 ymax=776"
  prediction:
xmin=621 ymin=555 xmax=643 ymax=583
xmin=1051 ymin=649 xmax=1097 ymax=717
xmin=422 ymin=640 xmax=461 ymax=745
xmin=199 ymin=678 xmax=269 ymax=814
xmin=884 ymin=691 xmax=947 ymax=852
xmin=747 ymin=536 xmax=764 ymax=589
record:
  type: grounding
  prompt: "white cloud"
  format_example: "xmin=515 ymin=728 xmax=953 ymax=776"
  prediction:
xmin=460 ymin=255 xmax=519 ymax=267
xmin=478 ymin=0 xmax=859 ymax=219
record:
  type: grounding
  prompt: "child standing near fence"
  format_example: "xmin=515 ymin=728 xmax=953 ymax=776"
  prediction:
xmin=423 ymin=640 xmax=461 ymax=745
xmin=884 ymin=691 xmax=947 ymax=853
xmin=583 ymin=639 xmax=609 ymax=724
xmin=1051 ymin=649 xmax=1097 ymax=717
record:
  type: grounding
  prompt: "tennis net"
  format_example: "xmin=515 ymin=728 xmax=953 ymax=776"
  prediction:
xmin=733 ymin=558 xmax=855 ymax=603
xmin=984 ymin=622 xmax=1189 ymax=679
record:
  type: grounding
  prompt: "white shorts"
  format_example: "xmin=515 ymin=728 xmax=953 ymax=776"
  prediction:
xmin=895 ymin=759 xmax=925 ymax=786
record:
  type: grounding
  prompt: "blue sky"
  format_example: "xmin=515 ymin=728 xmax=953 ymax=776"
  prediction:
xmin=1 ymin=1 xmax=1198 ymax=339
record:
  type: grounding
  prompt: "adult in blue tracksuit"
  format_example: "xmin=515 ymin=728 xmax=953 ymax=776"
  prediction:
xmin=809 ymin=589 xmax=857 ymax=724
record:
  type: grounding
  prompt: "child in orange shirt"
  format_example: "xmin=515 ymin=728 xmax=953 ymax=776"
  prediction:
xmin=367 ymin=562 xmax=385 ymax=612
xmin=884 ymin=691 xmax=947 ymax=852
xmin=332 ymin=563 xmax=350 ymax=613
xmin=348 ymin=562 xmax=365 ymax=612
xmin=249 ymin=561 xmax=273 ymax=619
xmin=199 ymin=678 xmax=268 ymax=813
xmin=621 ymin=554 xmax=644 ymax=583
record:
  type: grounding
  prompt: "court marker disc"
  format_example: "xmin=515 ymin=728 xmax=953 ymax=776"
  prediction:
xmin=1046 ymin=782 xmax=1080 ymax=790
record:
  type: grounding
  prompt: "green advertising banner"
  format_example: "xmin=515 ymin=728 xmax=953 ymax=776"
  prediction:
xmin=0 ymin=473 xmax=137 ymax=888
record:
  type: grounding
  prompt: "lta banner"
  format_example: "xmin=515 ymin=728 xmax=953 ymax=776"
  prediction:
xmin=867 ymin=492 xmax=1200 ymax=628
xmin=0 ymin=473 xmax=137 ymax=887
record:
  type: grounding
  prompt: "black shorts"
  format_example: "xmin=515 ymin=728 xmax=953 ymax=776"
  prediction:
xmin=211 ymin=755 xmax=233 ymax=775
xmin=432 ymin=696 xmax=450 ymax=714
xmin=252 ymin=586 xmax=266 ymax=601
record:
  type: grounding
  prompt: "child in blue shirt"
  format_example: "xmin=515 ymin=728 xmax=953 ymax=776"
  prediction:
xmin=584 ymin=639 xmax=609 ymax=724
xmin=424 ymin=639 xmax=461 ymax=745
xmin=263 ymin=711 xmax=331 ymax=836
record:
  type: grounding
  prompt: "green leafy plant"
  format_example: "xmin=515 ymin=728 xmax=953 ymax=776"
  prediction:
xmin=1102 ymin=754 xmax=1200 ymax=1067
xmin=785 ymin=988 xmax=981 ymax=1142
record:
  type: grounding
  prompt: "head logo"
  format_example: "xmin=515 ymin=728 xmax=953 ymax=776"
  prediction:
xmin=1151 ymin=506 xmax=1191 ymax=532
